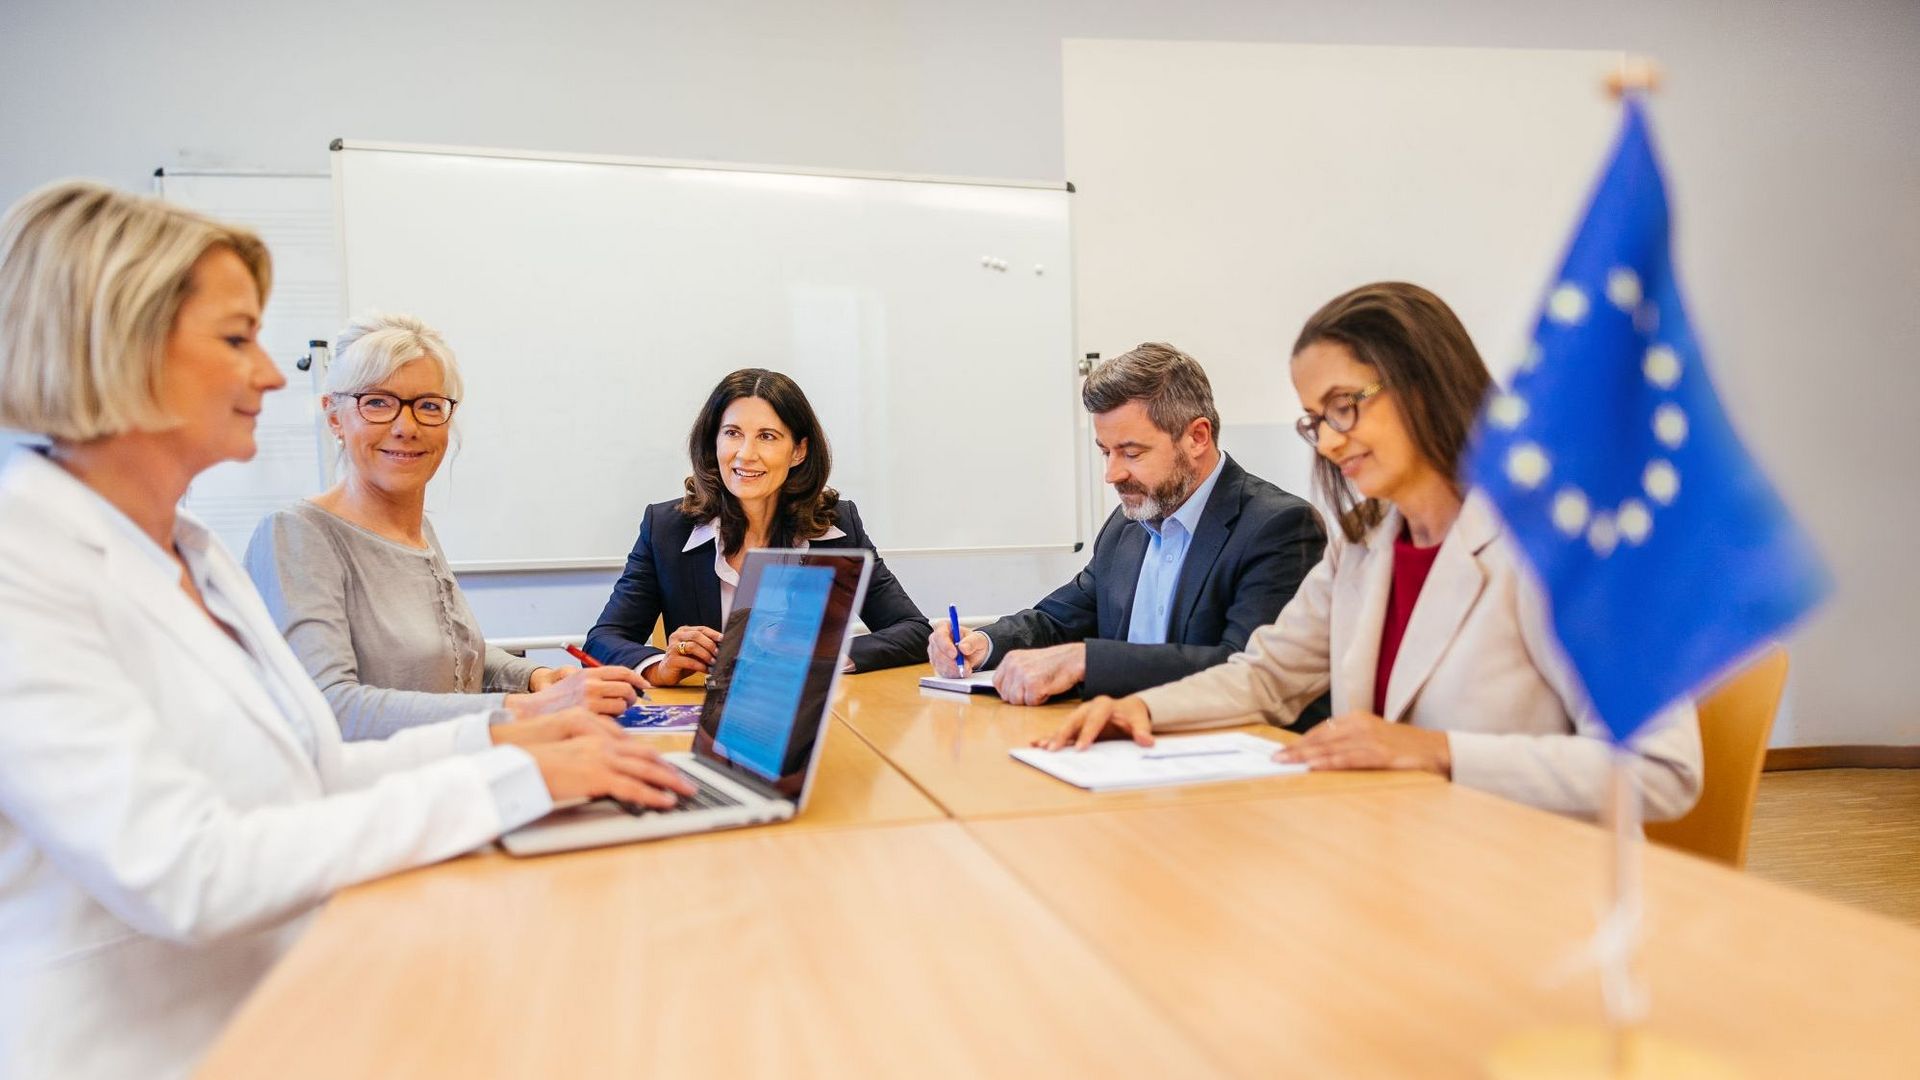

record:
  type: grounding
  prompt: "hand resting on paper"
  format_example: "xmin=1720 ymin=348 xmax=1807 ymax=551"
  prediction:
xmin=1033 ymin=694 xmax=1155 ymax=751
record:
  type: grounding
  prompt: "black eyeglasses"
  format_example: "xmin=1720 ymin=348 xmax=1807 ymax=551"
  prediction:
xmin=1294 ymin=382 xmax=1384 ymax=447
xmin=339 ymin=392 xmax=458 ymax=427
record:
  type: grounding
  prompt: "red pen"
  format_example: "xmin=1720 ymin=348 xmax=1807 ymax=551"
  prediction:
xmin=564 ymin=641 xmax=650 ymax=700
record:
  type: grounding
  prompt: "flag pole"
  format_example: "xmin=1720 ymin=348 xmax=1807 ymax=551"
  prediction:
xmin=1592 ymin=61 xmax=1660 ymax=1077
xmin=1602 ymin=746 xmax=1648 ymax=1073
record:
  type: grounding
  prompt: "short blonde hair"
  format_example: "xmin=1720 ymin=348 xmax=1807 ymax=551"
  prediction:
xmin=323 ymin=311 xmax=465 ymax=406
xmin=0 ymin=180 xmax=272 ymax=440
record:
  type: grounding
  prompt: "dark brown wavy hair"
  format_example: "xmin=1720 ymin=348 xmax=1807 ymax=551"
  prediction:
xmin=680 ymin=368 xmax=838 ymax=557
xmin=1292 ymin=282 xmax=1493 ymax=543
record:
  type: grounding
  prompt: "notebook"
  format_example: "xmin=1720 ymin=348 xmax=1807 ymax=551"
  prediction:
xmin=918 ymin=670 xmax=998 ymax=695
xmin=1009 ymin=732 xmax=1307 ymax=792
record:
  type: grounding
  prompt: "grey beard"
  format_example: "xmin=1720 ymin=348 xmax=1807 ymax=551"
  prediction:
xmin=1117 ymin=456 xmax=1199 ymax=523
xmin=1119 ymin=495 xmax=1165 ymax=523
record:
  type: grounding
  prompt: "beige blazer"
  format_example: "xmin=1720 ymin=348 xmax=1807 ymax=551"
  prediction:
xmin=1136 ymin=492 xmax=1703 ymax=820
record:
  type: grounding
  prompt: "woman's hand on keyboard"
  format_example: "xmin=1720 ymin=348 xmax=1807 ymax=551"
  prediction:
xmin=489 ymin=707 xmax=623 ymax=748
xmin=525 ymin=735 xmax=698 ymax=809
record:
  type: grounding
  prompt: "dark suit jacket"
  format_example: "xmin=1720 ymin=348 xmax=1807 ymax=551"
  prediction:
xmin=585 ymin=498 xmax=932 ymax=674
xmin=977 ymin=455 xmax=1330 ymax=716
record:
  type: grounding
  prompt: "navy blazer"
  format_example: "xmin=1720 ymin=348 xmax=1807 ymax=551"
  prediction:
xmin=585 ymin=498 xmax=932 ymax=674
xmin=977 ymin=455 xmax=1330 ymax=715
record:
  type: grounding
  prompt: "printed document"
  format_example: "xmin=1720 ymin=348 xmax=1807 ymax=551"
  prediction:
xmin=1009 ymin=732 xmax=1307 ymax=792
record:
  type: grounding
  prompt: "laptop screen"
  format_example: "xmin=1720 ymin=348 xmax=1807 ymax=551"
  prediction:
xmin=693 ymin=548 xmax=871 ymax=800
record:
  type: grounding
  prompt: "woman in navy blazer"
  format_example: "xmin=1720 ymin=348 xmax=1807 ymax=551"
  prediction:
xmin=586 ymin=369 xmax=931 ymax=681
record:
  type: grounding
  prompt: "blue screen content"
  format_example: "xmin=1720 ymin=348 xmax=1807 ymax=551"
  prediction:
xmin=712 ymin=563 xmax=835 ymax=780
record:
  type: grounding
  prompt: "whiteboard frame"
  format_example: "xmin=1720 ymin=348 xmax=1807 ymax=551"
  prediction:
xmin=449 ymin=542 xmax=1086 ymax=576
xmin=331 ymin=139 xmax=1071 ymax=193
xmin=156 ymin=168 xmax=331 ymax=181
xmin=331 ymin=139 xmax=1086 ymax=572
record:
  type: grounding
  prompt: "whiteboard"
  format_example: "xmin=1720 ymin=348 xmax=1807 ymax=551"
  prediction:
xmin=153 ymin=171 xmax=339 ymax=557
xmin=1064 ymin=41 xmax=1624 ymax=505
xmin=333 ymin=142 xmax=1082 ymax=571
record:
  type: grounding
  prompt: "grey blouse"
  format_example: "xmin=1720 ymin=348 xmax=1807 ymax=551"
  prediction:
xmin=244 ymin=501 xmax=540 ymax=739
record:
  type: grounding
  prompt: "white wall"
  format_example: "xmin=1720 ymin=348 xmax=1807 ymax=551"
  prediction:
xmin=2 ymin=0 xmax=1914 ymax=745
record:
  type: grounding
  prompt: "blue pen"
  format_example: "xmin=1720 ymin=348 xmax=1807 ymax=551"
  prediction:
xmin=947 ymin=605 xmax=968 ymax=676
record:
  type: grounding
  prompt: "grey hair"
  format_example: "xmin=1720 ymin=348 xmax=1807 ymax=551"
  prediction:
xmin=322 ymin=311 xmax=463 ymax=405
xmin=1081 ymin=342 xmax=1221 ymax=442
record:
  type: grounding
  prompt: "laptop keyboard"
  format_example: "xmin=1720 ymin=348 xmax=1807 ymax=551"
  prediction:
xmin=616 ymin=770 xmax=745 ymax=816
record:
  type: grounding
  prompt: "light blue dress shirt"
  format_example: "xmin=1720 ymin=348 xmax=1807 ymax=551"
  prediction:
xmin=1126 ymin=453 xmax=1228 ymax=645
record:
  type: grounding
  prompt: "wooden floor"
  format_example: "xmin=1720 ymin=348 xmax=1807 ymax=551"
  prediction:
xmin=1745 ymin=768 xmax=1920 ymax=926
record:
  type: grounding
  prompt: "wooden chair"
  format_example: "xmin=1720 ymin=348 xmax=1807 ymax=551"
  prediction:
xmin=1646 ymin=646 xmax=1790 ymax=868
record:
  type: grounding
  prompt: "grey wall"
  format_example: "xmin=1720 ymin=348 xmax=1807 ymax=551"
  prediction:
xmin=3 ymin=0 xmax=1914 ymax=745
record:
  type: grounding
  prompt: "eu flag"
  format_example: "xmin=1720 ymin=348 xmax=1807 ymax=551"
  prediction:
xmin=1467 ymin=98 xmax=1828 ymax=743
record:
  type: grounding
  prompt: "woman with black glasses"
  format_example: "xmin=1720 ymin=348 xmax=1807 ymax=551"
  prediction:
xmin=245 ymin=313 xmax=651 ymax=738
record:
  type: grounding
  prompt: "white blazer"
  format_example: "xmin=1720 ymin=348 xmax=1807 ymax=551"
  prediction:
xmin=0 ymin=452 xmax=547 ymax=1079
xmin=1135 ymin=492 xmax=1703 ymax=820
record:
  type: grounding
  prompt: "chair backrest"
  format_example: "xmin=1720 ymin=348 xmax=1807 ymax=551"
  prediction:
xmin=1646 ymin=646 xmax=1790 ymax=868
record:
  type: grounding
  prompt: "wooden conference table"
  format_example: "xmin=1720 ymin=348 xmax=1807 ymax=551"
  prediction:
xmin=198 ymin=669 xmax=1920 ymax=1078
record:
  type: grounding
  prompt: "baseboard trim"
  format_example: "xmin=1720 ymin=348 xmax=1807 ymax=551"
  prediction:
xmin=1765 ymin=745 xmax=1920 ymax=771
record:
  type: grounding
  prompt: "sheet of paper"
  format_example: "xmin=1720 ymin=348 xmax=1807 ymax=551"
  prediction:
xmin=1009 ymin=732 xmax=1305 ymax=792
xmin=919 ymin=670 xmax=998 ymax=695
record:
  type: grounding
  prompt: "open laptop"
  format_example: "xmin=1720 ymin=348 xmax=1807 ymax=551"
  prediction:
xmin=502 ymin=548 xmax=873 ymax=856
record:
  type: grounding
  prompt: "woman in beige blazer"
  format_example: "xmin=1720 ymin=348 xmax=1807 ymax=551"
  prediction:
xmin=1041 ymin=282 xmax=1702 ymax=820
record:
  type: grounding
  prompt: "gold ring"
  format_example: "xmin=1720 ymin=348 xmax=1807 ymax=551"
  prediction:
xmin=678 ymin=640 xmax=690 ymax=654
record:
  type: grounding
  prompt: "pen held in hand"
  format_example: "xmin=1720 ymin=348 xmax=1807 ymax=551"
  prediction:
xmin=947 ymin=604 xmax=969 ymax=677
xmin=564 ymin=642 xmax=650 ymax=701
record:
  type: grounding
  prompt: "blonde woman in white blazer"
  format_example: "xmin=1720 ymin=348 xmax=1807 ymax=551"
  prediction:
xmin=0 ymin=182 xmax=695 ymax=1080
xmin=1042 ymin=283 xmax=1702 ymax=820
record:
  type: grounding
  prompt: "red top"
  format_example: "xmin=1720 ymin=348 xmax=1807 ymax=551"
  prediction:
xmin=1374 ymin=531 xmax=1443 ymax=716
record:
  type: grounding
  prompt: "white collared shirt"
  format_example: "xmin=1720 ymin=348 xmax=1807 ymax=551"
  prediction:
xmin=684 ymin=518 xmax=848 ymax=620
xmin=639 ymin=518 xmax=849 ymax=673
